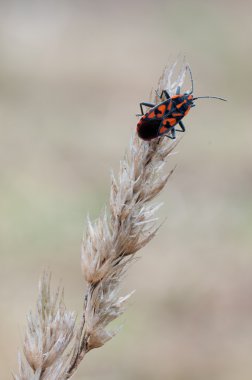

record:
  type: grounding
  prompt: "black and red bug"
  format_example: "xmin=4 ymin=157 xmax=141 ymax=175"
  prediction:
xmin=136 ymin=66 xmax=226 ymax=141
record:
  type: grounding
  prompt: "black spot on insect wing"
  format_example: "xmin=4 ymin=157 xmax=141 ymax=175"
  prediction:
xmin=137 ymin=119 xmax=161 ymax=141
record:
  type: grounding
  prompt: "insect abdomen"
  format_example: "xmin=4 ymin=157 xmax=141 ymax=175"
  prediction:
xmin=137 ymin=118 xmax=161 ymax=141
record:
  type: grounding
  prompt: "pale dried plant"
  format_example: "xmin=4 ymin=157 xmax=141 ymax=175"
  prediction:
xmin=14 ymin=273 xmax=75 ymax=380
xmin=14 ymin=61 xmax=187 ymax=380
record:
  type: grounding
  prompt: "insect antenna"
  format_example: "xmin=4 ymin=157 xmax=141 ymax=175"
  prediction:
xmin=193 ymin=96 xmax=227 ymax=101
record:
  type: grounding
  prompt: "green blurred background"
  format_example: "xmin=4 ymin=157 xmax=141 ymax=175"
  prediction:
xmin=0 ymin=0 xmax=251 ymax=379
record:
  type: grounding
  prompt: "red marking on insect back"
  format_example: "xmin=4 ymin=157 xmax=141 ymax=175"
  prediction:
xmin=157 ymin=104 xmax=166 ymax=117
xmin=159 ymin=125 xmax=168 ymax=134
xmin=184 ymin=107 xmax=191 ymax=116
xmin=148 ymin=111 xmax=155 ymax=118
xmin=176 ymin=101 xmax=186 ymax=109
xmin=167 ymin=118 xmax=177 ymax=126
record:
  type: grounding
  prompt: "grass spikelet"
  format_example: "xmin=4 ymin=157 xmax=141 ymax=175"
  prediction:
xmin=14 ymin=61 xmax=187 ymax=380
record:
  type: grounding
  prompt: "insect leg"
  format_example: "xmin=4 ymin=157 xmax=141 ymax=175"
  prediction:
xmin=137 ymin=102 xmax=155 ymax=116
xmin=175 ymin=121 xmax=186 ymax=132
xmin=165 ymin=128 xmax=176 ymax=140
xmin=160 ymin=90 xmax=170 ymax=99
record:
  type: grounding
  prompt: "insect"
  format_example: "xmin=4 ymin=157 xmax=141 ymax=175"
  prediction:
xmin=136 ymin=66 xmax=226 ymax=141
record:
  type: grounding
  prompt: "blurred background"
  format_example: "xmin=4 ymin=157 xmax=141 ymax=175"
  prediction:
xmin=0 ymin=0 xmax=251 ymax=379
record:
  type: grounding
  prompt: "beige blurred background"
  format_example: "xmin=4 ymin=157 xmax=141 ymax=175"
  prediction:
xmin=0 ymin=0 xmax=251 ymax=379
